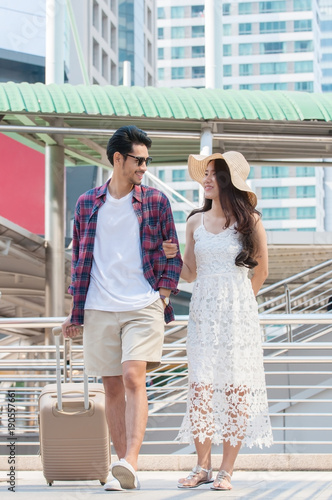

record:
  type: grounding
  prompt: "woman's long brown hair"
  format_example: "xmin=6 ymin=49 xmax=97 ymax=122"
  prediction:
xmin=188 ymin=158 xmax=261 ymax=268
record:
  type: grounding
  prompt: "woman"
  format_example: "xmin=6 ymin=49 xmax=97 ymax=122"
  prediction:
xmin=163 ymin=152 xmax=273 ymax=491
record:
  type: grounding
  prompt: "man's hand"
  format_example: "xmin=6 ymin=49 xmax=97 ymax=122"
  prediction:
xmin=162 ymin=239 xmax=178 ymax=259
xmin=61 ymin=315 xmax=83 ymax=339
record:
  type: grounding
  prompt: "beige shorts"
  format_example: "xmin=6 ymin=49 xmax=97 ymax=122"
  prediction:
xmin=83 ymin=299 xmax=165 ymax=376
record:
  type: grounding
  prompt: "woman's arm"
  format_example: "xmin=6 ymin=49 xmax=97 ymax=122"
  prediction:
xmin=251 ymin=217 xmax=269 ymax=296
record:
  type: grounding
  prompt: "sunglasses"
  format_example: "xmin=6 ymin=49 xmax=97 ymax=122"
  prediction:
xmin=125 ymin=153 xmax=153 ymax=167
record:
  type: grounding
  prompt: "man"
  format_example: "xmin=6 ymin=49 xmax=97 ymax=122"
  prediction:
xmin=62 ymin=125 xmax=182 ymax=490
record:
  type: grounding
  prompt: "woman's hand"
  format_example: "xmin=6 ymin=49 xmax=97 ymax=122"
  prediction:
xmin=162 ymin=239 xmax=178 ymax=259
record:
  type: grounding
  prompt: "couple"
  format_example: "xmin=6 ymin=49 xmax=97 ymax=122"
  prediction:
xmin=62 ymin=125 xmax=272 ymax=492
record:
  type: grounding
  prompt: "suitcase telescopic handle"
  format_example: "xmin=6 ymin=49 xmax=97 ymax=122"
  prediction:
xmin=52 ymin=327 xmax=89 ymax=412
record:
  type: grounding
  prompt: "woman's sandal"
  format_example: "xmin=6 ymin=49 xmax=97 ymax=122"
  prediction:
xmin=177 ymin=465 xmax=213 ymax=489
xmin=210 ymin=469 xmax=232 ymax=491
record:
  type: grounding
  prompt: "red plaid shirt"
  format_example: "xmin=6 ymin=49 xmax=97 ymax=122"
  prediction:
xmin=69 ymin=180 xmax=182 ymax=325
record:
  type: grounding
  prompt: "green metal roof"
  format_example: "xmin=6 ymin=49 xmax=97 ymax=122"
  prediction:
xmin=0 ymin=82 xmax=332 ymax=122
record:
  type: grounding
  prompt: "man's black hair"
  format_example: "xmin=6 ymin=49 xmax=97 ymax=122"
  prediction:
xmin=106 ymin=125 xmax=152 ymax=166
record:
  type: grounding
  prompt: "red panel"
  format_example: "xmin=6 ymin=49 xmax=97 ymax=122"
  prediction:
xmin=0 ymin=134 xmax=45 ymax=234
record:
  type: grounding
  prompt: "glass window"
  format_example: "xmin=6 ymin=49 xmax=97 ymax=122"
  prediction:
xmin=173 ymin=211 xmax=187 ymax=223
xmin=260 ymin=83 xmax=288 ymax=90
xmin=223 ymin=24 xmax=232 ymax=36
xmin=192 ymin=46 xmax=205 ymax=58
xmin=239 ymin=64 xmax=253 ymax=76
xmin=247 ymin=167 xmax=255 ymax=179
xmin=259 ymin=1 xmax=286 ymax=13
xmin=297 ymin=186 xmax=315 ymax=198
xmin=294 ymin=20 xmax=312 ymax=32
xmin=260 ymin=21 xmax=286 ymax=33
xmin=297 ymin=207 xmax=316 ymax=219
xmin=296 ymin=166 xmax=315 ymax=177
xmin=157 ymin=7 xmax=165 ymax=19
xmin=158 ymin=28 xmax=164 ymax=40
xmin=260 ymin=42 xmax=285 ymax=54
xmin=223 ymin=3 xmax=231 ymax=15
xmin=223 ymin=85 xmax=232 ymax=89
xmin=171 ymin=47 xmax=185 ymax=59
xmin=158 ymin=68 xmax=164 ymax=80
xmin=293 ymin=0 xmax=311 ymax=11
xmin=297 ymin=227 xmax=315 ymax=231
xmin=158 ymin=48 xmax=164 ymax=60
xmin=192 ymin=5 xmax=204 ymax=17
xmin=322 ymin=54 xmax=332 ymax=62
xmin=223 ymin=44 xmax=232 ymax=57
xmin=239 ymin=43 xmax=253 ymax=56
xmin=171 ymin=27 xmax=185 ymax=39
xmin=322 ymin=39 xmax=332 ymax=47
xmin=294 ymin=61 xmax=313 ymax=73
xmin=171 ymin=7 xmax=185 ymax=18
xmin=323 ymin=84 xmax=332 ymax=92
xmin=172 ymin=169 xmax=186 ymax=181
xmin=192 ymin=25 xmax=205 ymax=38
xmin=171 ymin=67 xmax=185 ymax=79
xmin=239 ymin=23 xmax=252 ymax=35
xmin=193 ymin=190 xmax=199 ymax=202
xmin=261 ymin=166 xmax=289 ymax=178
xmin=223 ymin=65 xmax=232 ymax=77
xmin=175 ymin=190 xmax=186 ymax=201
xmin=260 ymin=62 xmax=287 ymax=74
xmin=239 ymin=3 xmax=252 ymax=14
xmin=192 ymin=66 xmax=205 ymax=78
xmin=262 ymin=187 xmax=290 ymax=199
xmin=321 ymin=21 xmax=332 ymax=32
xmin=158 ymin=170 xmax=165 ymax=181
xmin=323 ymin=69 xmax=332 ymax=77
xmin=262 ymin=208 xmax=290 ymax=220
xmin=295 ymin=81 xmax=313 ymax=91
xmin=294 ymin=40 xmax=313 ymax=52
xmin=240 ymin=84 xmax=253 ymax=90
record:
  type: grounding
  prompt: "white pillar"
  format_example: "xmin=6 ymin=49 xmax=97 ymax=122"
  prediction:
xmin=46 ymin=0 xmax=65 ymax=84
xmin=123 ymin=61 xmax=131 ymax=86
xmin=205 ymin=0 xmax=223 ymax=89
xmin=199 ymin=125 xmax=213 ymax=204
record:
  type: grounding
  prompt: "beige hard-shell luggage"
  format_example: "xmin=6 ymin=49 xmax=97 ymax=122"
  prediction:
xmin=38 ymin=327 xmax=110 ymax=486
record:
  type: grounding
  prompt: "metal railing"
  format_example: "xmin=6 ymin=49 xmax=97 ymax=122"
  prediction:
xmin=0 ymin=315 xmax=332 ymax=455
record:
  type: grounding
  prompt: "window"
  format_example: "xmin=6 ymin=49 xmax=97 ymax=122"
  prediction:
xmin=259 ymin=1 xmax=286 ymax=13
xmin=295 ymin=40 xmax=313 ymax=52
xmin=297 ymin=228 xmax=315 ymax=231
xmin=223 ymin=24 xmax=231 ymax=36
xmin=261 ymin=166 xmax=289 ymax=178
xmin=239 ymin=64 xmax=253 ymax=76
xmin=158 ymin=170 xmax=165 ymax=181
xmin=240 ymin=84 xmax=253 ymax=90
xmin=173 ymin=211 xmax=187 ymax=223
xmin=295 ymin=81 xmax=313 ymax=91
xmin=247 ymin=167 xmax=255 ymax=179
xmin=157 ymin=7 xmax=165 ymax=19
xmin=223 ymin=85 xmax=232 ymax=89
xmin=321 ymin=21 xmax=332 ymax=32
xmin=260 ymin=21 xmax=286 ymax=33
xmin=297 ymin=207 xmax=316 ymax=219
xmin=262 ymin=208 xmax=290 ymax=220
xmin=171 ymin=47 xmax=185 ymax=59
xmin=192 ymin=26 xmax=205 ymax=37
xmin=323 ymin=84 xmax=332 ymax=92
xmin=223 ymin=45 xmax=232 ymax=57
xmin=294 ymin=20 xmax=312 ymax=32
xmin=158 ymin=68 xmax=164 ymax=80
xmin=323 ymin=69 xmax=332 ymax=77
xmin=260 ymin=83 xmax=288 ymax=90
xmin=322 ymin=39 xmax=332 ymax=47
xmin=260 ymin=42 xmax=285 ymax=54
xmin=192 ymin=66 xmax=205 ymax=78
xmin=294 ymin=61 xmax=313 ymax=73
xmin=293 ymin=0 xmax=311 ymax=11
xmin=223 ymin=65 xmax=232 ymax=77
xmin=297 ymin=186 xmax=315 ymax=198
xmin=158 ymin=28 xmax=164 ymax=40
xmin=175 ymin=190 xmax=186 ymax=201
xmin=93 ymin=1 xmax=99 ymax=29
xmin=158 ymin=48 xmax=164 ymax=60
xmin=171 ymin=67 xmax=185 ymax=79
xmin=193 ymin=190 xmax=199 ymax=202
xmin=296 ymin=166 xmax=315 ymax=177
xmin=93 ymin=39 xmax=99 ymax=69
xmin=172 ymin=27 xmax=185 ymax=39
xmin=239 ymin=3 xmax=252 ymax=14
xmin=262 ymin=187 xmax=290 ymax=199
xmin=171 ymin=7 xmax=185 ymax=18
xmin=192 ymin=5 xmax=204 ymax=17
xmin=322 ymin=54 xmax=332 ymax=62
xmin=223 ymin=3 xmax=231 ymax=15
xmin=172 ymin=169 xmax=186 ymax=181
xmin=260 ymin=62 xmax=287 ymax=74
xmin=239 ymin=23 xmax=252 ymax=35
xmin=192 ymin=46 xmax=205 ymax=58
xmin=239 ymin=43 xmax=253 ymax=56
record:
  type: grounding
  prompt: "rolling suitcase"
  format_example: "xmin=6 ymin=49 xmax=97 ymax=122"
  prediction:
xmin=38 ymin=326 xmax=110 ymax=486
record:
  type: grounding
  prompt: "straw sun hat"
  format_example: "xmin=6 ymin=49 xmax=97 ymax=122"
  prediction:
xmin=188 ymin=151 xmax=257 ymax=207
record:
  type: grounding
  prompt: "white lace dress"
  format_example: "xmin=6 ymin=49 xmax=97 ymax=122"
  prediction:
xmin=176 ymin=217 xmax=273 ymax=449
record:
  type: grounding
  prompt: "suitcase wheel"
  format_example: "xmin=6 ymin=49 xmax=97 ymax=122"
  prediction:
xmin=47 ymin=481 xmax=53 ymax=486
xmin=100 ymin=481 xmax=106 ymax=486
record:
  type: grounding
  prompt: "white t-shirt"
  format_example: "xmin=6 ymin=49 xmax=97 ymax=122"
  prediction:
xmin=84 ymin=190 xmax=159 ymax=311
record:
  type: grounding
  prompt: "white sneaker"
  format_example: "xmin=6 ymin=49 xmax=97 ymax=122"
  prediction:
xmin=104 ymin=478 xmax=124 ymax=491
xmin=111 ymin=458 xmax=139 ymax=489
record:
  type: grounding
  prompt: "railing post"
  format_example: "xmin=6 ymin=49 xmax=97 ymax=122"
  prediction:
xmin=285 ymin=285 xmax=293 ymax=342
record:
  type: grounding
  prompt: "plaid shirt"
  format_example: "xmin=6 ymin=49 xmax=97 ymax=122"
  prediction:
xmin=69 ymin=180 xmax=183 ymax=325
